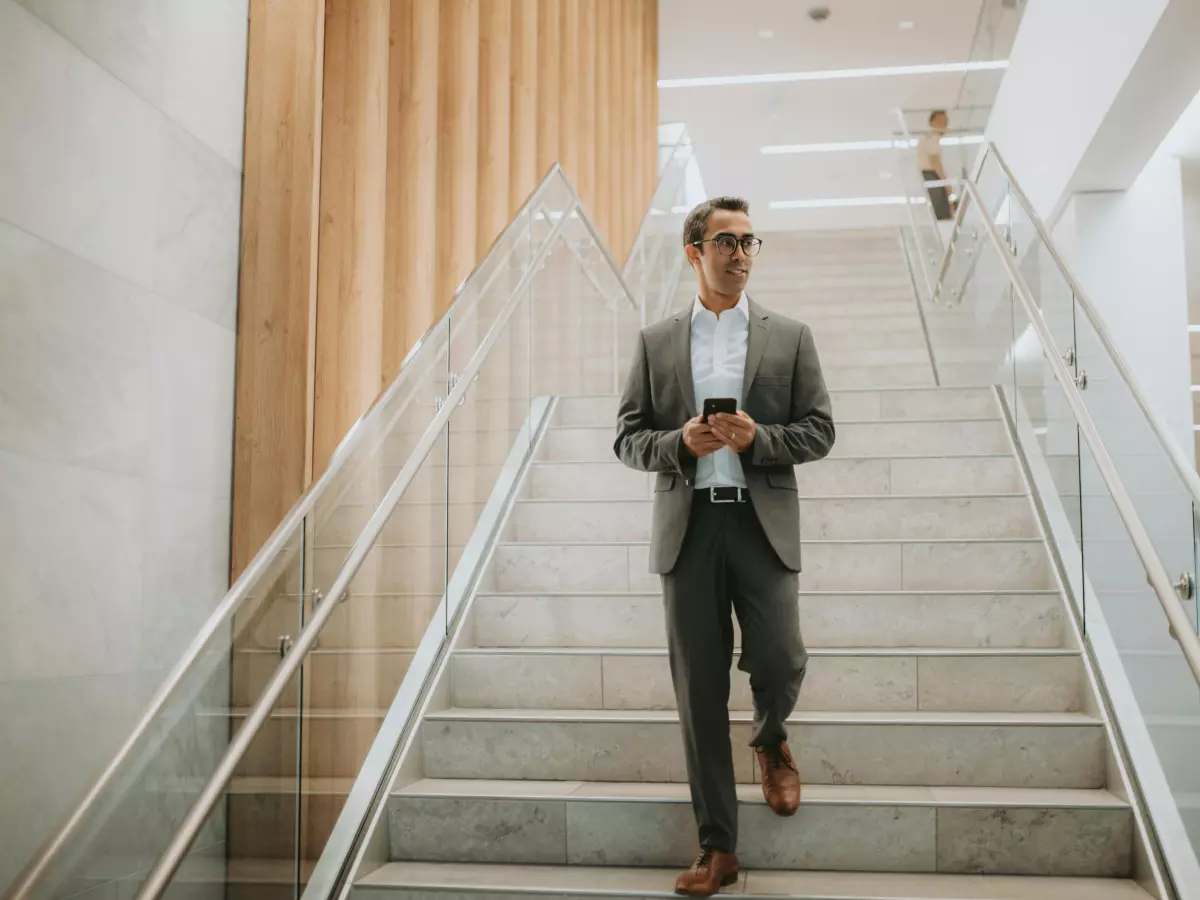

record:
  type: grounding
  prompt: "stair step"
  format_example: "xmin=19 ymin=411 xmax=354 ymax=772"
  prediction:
xmin=357 ymin=862 xmax=1151 ymax=899
xmin=471 ymin=590 xmax=1067 ymax=650
xmin=525 ymin=456 xmax=1021 ymax=500
xmin=554 ymin=388 xmax=1000 ymax=427
xmin=384 ymin=781 xmax=1130 ymax=876
xmin=449 ymin=647 xmax=1081 ymax=713
xmin=421 ymin=708 xmax=1106 ymax=789
xmin=548 ymin=419 xmax=1010 ymax=462
xmin=490 ymin=539 xmax=1055 ymax=593
xmin=508 ymin=495 xmax=1039 ymax=542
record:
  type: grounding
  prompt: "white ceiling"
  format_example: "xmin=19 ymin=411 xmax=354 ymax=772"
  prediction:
xmin=658 ymin=0 xmax=1026 ymax=231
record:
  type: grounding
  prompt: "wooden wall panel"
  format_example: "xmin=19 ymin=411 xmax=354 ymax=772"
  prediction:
xmin=477 ymin=0 xmax=512 ymax=253
xmin=535 ymin=0 xmax=561 ymax=180
xmin=383 ymin=0 xmax=439 ymax=386
xmin=435 ymin=0 xmax=481 ymax=315
xmin=234 ymin=0 xmax=661 ymax=575
xmin=231 ymin=0 xmax=326 ymax=578
xmin=312 ymin=0 xmax=389 ymax=474
xmin=509 ymin=0 xmax=538 ymax=213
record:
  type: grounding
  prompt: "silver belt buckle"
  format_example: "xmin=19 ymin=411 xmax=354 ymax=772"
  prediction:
xmin=710 ymin=487 xmax=739 ymax=504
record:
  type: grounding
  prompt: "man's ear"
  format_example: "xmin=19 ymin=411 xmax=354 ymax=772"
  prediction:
xmin=684 ymin=243 xmax=701 ymax=267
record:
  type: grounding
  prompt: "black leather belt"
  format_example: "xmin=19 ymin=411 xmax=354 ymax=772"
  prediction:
xmin=702 ymin=486 xmax=749 ymax=504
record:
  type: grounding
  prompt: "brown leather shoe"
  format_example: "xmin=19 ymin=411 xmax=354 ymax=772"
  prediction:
xmin=674 ymin=848 xmax=739 ymax=897
xmin=755 ymin=741 xmax=801 ymax=816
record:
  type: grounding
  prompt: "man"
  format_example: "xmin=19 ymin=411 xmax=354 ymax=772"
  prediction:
xmin=917 ymin=109 xmax=954 ymax=220
xmin=613 ymin=197 xmax=836 ymax=896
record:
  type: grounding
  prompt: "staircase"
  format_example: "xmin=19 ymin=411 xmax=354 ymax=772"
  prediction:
xmin=345 ymin=228 xmax=1154 ymax=898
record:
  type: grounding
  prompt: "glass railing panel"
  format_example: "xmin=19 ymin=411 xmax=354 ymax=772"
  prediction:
xmin=892 ymin=138 xmax=943 ymax=294
xmin=15 ymin=526 xmax=307 ymax=900
xmin=1077 ymin=437 xmax=1200 ymax=866
xmin=289 ymin=420 xmax=450 ymax=897
xmin=1074 ymin=298 xmax=1200 ymax=637
xmin=923 ymin=189 xmax=1015 ymax=388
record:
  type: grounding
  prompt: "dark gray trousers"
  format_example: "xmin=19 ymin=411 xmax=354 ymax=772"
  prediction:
xmin=661 ymin=493 xmax=808 ymax=854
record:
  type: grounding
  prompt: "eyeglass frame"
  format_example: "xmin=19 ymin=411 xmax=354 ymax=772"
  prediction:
xmin=690 ymin=233 xmax=764 ymax=257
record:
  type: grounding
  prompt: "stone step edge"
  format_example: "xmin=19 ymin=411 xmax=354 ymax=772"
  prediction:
xmin=424 ymin=708 xmax=1100 ymax=727
xmin=514 ymin=493 xmax=1030 ymax=503
xmin=473 ymin=589 xmax=1063 ymax=598
xmin=452 ymin=647 xmax=1078 ymax=659
xmin=529 ymin=454 xmax=1016 ymax=465
xmin=392 ymin=779 xmax=1126 ymax=811
xmin=546 ymin=417 xmax=1002 ymax=430
xmin=557 ymin=387 xmax=996 ymax=399
xmin=315 ymin=537 xmax=1051 ymax=551
xmin=356 ymin=861 xmax=1151 ymax=899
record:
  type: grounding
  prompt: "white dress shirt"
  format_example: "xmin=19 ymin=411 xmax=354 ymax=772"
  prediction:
xmin=691 ymin=293 xmax=749 ymax=490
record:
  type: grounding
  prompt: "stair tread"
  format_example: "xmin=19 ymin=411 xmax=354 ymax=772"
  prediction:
xmin=394 ymin=779 xmax=1128 ymax=809
xmin=474 ymin=589 xmax=1063 ymax=597
xmin=453 ymin=646 xmax=1078 ymax=658
xmin=515 ymin=493 xmax=1030 ymax=502
xmin=357 ymin=862 xmax=1152 ymax=898
xmin=425 ymin=708 xmax=1100 ymax=726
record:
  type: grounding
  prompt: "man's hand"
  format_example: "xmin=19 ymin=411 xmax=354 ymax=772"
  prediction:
xmin=682 ymin=415 xmax=725 ymax=458
xmin=711 ymin=411 xmax=756 ymax=453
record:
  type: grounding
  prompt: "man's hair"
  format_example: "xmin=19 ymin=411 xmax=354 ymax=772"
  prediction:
xmin=929 ymin=109 xmax=948 ymax=124
xmin=683 ymin=196 xmax=750 ymax=250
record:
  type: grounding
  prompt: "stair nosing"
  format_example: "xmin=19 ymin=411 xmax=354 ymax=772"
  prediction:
xmin=452 ymin=646 xmax=1079 ymax=659
xmin=424 ymin=708 xmax=1102 ymax=727
xmin=392 ymin=779 xmax=1127 ymax=810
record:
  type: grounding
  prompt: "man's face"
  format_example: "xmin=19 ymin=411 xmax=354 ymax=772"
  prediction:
xmin=932 ymin=113 xmax=948 ymax=133
xmin=688 ymin=209 xmax=756 ymax=297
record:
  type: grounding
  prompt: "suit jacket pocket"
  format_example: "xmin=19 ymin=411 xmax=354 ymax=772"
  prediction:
xmin=754 ymin=375 xmax=790 ymax=387
xmin=766 ymin=471 xmax=798 ymax=491
xmin=655 ymin=473 xmax=677 ymax=492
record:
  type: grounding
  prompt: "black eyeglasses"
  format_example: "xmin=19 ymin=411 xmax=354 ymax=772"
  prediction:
xmin=691 ymin=234 xmax=763 ymax=257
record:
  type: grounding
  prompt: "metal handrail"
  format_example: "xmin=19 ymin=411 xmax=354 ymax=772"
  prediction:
xmin=984 ymin=142 xmax=1200 ymax=526
xmin=5 ymin=164 xmax=605 ymax=900
xmin=132 ymin=198 xmax=583 ymax=899
xmin=961 ymin=178 xmax=1200 ymax=686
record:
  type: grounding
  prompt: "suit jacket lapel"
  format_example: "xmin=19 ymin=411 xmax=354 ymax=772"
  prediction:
xmin=672 ymin=312 xmax=698 ymax=418
xmin=742 ymin=300 xmax=771 ymax=405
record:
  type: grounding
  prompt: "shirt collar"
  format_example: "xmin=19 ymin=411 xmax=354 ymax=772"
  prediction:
xmin=691 ymin=292 xmax=749 ymax=322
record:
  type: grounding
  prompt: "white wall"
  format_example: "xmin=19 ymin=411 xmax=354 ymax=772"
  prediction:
xmin=985 ymin=0 xmax=1171 ymax=217
xmin=0 ymin=0 xmax=247 ymax=892
xmin=1061 ymin=155 xmax=1194 ymax=456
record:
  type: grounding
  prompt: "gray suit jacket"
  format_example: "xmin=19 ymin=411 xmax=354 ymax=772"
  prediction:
xmin=614 ymin=299 xmax=835 ymax=574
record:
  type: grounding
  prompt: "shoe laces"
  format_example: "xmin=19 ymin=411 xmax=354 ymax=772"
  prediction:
xmin=692 ymin=848 xmax=715 ymax=871
xmin=759 ymin=743 xmax=797 ymax=774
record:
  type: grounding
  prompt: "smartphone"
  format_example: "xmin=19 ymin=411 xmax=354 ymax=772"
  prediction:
xmin=702 ymin=397 xmax=737 ymax=423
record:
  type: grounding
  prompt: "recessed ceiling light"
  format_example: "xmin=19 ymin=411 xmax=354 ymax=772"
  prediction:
xmin=879 ymin=170 xmax=894 ymax=180
xmin=899 ymin=20 xmax=916 ymax=30
xmin=659 ymin=60 xmax=1007 ymax=89
xmin=769 ymin=196 xmax=926 ymax=210
xmin=760 ymin=134 xmax=985 ymax=155
xmin=759 ymin=28 xmax=775 ymax=39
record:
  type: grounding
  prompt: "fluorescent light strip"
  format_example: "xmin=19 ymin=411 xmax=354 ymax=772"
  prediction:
xmin=769 ymin=196 xmax=927 ymax=210
xmin=761 ymin=134 xmax=985 ymax=155
xmin=660 ymin=60 xmax=1007 ymax=89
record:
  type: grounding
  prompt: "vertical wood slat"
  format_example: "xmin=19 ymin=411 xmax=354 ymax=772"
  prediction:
xmin=509 ymin=0 xmax=538 ymax=214
xmin=647 ymin=0 xmax=659 ymax=210
xmin=579 ymin=0 xmax=597 ymax=214
xmin=383 ymin=0 xmax=439 ymax=386
xmin=231 ymin=0 xmax=327 ymax=577
xmin=595 ymin=0 xmax=613 ymax=249
xmin=477 ymin=0 xmax=512 ymax=253
xmin=558 ymin=0 xmax=581 ymax=188
xmin=435 ymin=0 xmax=481 ymax=316
xmin=535 ymin=0 xmax=561 ymax=180
xmin=313 ymin=0 xmax=390 ymax=474
xmin=613 ymin=0 xmax=629 ymax=259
